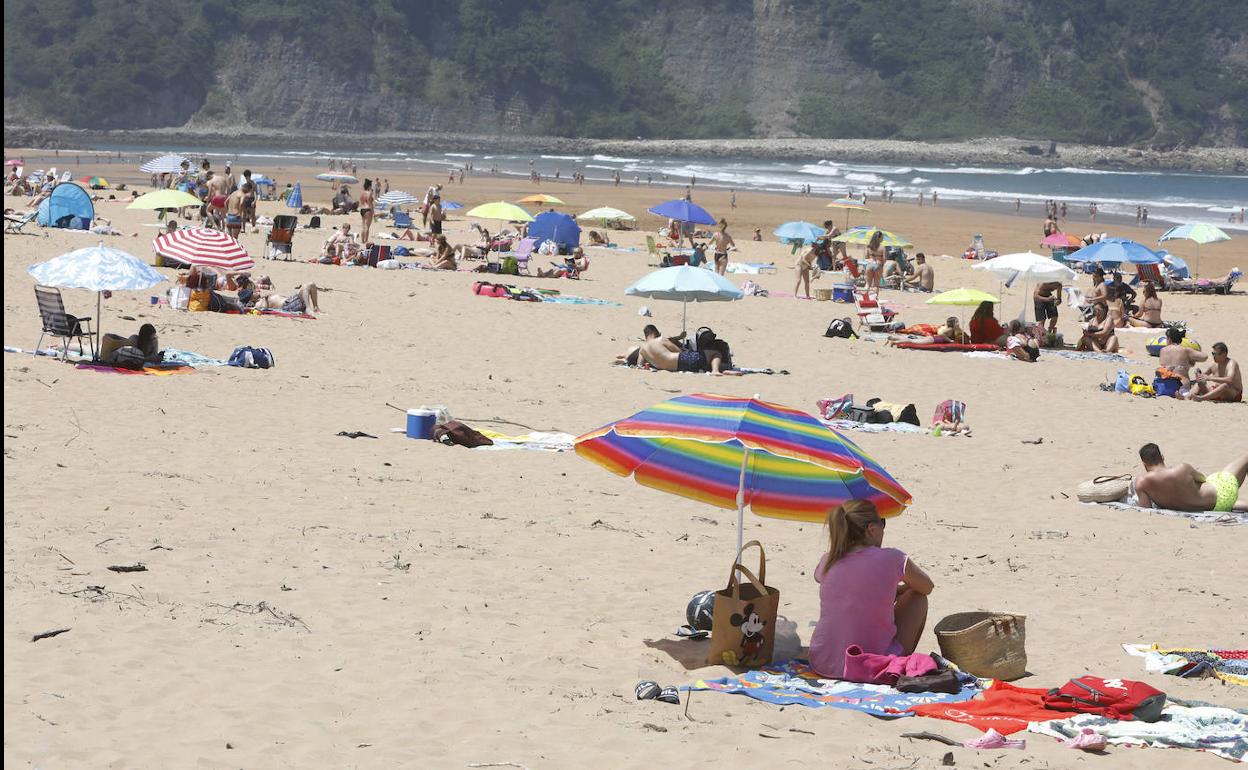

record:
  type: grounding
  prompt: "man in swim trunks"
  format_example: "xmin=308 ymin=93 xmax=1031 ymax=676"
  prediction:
xmin=206 ymin=170 xmax=229 ymax=228
xmin=1157 ymin=326 xmax=1207 ymax=392
xmin=709 ymin=219 xmax=735 ymax=276
xmin=1188 ymin=342 xmax=1242 ymax=402
xmin=637 ymin=336 xmax=729 ymax=375
xmin=1033 ymin=281 xmax=1062 ymax=334
xmin=1134 ymin=443 xmax=1248 ymax=513
xmin=223 ymin=183 xmax=249 ymax=239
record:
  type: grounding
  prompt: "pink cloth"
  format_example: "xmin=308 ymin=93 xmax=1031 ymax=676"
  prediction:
xmin=842 ymin=646 xmax=938 ymax=685
xmin=809 ymin=547 xmax=907 ymax=678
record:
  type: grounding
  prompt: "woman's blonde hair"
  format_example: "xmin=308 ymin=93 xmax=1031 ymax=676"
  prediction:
xmin=818 ymin=499 xmax=880 ymax=578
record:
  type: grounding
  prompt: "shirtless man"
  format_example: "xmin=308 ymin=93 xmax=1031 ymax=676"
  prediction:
xmin=902 ymin=253 xmax=934 ymax=292
xmin=637 ymin=335 xmax=728 ymax=375
xmin=1189 ymin=343 xmax=1242 ymax=402
xmin=1157 ymin=326 xmax=1207 ymax=391
xmin=206 ymin=171 xmax=230 ymax=229
xmin=1134 ymin=443 xmax=1248 ymax=513
xmin=710 ymin=219 xmax=735 ymax=276
xmin=223 ymin=183 xmax=248 ymax=238
xmin=224 ymin=163 xmax=238 ymax=194
xmin=1033 ymin=281 xmax=1062 ymax=333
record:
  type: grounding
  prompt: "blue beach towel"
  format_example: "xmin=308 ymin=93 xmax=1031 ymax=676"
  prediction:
xmin=687 ymin=659 xmax=979 ymax=717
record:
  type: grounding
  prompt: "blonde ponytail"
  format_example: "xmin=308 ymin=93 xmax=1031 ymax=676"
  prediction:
xmin=818 ymin=499 xmax=879 ymax=578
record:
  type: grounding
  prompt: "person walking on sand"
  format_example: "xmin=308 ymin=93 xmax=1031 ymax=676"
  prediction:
xmin=1015 ymin=198 xmax=1021 ymax=215
xmin=730 ymin=189 xmax=737 ymax=209
xmin=710 ymin=219 xmax=735 ymax=276
xmin=795 ymin=241 xmax=819 ymax=299
xmin=358 ymin=178 xmax=375 ymax=245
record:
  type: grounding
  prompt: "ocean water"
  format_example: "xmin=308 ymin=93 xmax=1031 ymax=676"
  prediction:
xmin=91 ymin=143 xmax=1248 ymax=231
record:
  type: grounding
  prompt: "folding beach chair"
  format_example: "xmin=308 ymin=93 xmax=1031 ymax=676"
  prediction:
xmin=1133 ymin=263 xmax=1165 ymax=289
xmin=34 ymin=285 xmax=95 ymax=360
xmin=266 ymin=215 xmax=297 ymax=260
xmin=391 ymin=210 xmax=413 ymax=229
xmin=513 ymin=238 xmax=536 ymax=274
xmin=4 ymin=210 xmax=42 ymax=235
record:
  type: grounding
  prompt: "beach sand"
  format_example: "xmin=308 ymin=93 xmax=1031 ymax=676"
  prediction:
xmin=4 ymin=158 xmax=1247 ymax=769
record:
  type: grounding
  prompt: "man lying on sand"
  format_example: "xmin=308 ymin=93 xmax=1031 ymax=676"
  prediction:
xmin=1134 ymin=443 xmax=1248 ymax=513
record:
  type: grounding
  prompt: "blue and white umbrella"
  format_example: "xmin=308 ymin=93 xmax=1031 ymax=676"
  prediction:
xmin=29 ymin=243 xmax=167 ymax=357
xmin=625 ymin=265 xmax=743 ymax=332
xmin=286 ymin=182 xmax=303 ymax=210
xmin=378 ymin=190 xmax=420 ymax=207
xmin=1069 ymin=237 xmax=1163 ymax=266
xmin=773 ymin=221 xmax=826 ymax=244
xmin=139 ymin=153 xmax=190 ymax=174
xmin=316 ymin=173 xmax=358 ymax=184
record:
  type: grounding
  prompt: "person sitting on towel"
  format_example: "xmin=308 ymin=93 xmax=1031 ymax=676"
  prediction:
xmin=1005 ymin=320 xmax=1040 ymax=361
xmin=1077 ymin=302 xmax=1119 ymax=353
xmin=1134 ymin=443 xmax=1248 ymax=513
xmin=1127 ymin=282 xmax=1164 ymax=328
xmin=320 ymin=223 xmax=360 ymax=264
xmin=969 ymin=301 xmax=1006 ymax=345
xmin=428 ymin=235 xmax=457 ymax=270
xmin=902 ymin=253 xmax=934 ymax=292
xmin=587 ymin=230 xmax=607 ymax=246
xmin=809 ymin=499 xmax=933 ymax=679
xmin=1188 ymin=342 xmax=1242 ymax=402
xmin=122 ymin=323 xmax=161 ymax=363
xmin=1157 ymin=326 xmax=1207 ymax=392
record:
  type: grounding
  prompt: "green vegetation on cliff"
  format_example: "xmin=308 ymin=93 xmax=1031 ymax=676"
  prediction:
xmin=4 ymin=0 xmax=1244 ymax=146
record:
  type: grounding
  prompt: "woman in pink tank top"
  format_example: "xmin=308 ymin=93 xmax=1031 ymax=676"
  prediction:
xmin=809 ymin=500 xmax=934 ymax=679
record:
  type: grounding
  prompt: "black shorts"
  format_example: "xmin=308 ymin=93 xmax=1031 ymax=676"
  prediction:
xmin=677 ymin=349 xmax=706 ymax=372
xmin=1034 ymin=300 xmax=1058 ymax=321
xmin=431 ymin=221 xmax=442 ymax=235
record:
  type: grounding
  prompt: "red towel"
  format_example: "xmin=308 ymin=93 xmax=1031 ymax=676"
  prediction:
xmin=909 ymin=681 xmax=1055 ymax=734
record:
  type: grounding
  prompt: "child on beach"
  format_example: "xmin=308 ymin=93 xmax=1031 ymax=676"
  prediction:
xmin=809 ymin=500 xmax=933 ymax=679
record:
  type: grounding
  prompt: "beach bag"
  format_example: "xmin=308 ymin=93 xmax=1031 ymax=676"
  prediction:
xmin=1076 ymin=474 xmax=1132 ymax=503
xmin=1114 ymin=370 xmax=1131 ymax=393
xmin=500 ymin=256 xmax=520 ymax=275
xmin=433 ymin=421 xmax=494 ymax=448
xmin=824 ymin=318 xmax=857 ymax=339
xmin=112 ymin=346 xmax=146 ymax=370
xmin=708 ymin=541 xmax=780 ymax=668
xmin=1129 ymin=375 xmax=1155 ymax=397
xmin=188 ymin=289 xmax=212 ymax=313
xmin=934 ymin=612 xmax=1027 ymax=680
xmin=227 ymin=346 xmax=275 ymax=369
xmin=1152 ymin=376 xmax=1181 ymax=398
xmin=1043 ymin=677 xmax=1166 ymax=722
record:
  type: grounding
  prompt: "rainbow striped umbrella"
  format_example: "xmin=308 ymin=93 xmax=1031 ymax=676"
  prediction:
xmin=576 ymin=393 xmax=911 ymax=553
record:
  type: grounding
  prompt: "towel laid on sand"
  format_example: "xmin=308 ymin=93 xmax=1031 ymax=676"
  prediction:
xmin=1046 ymin=348 xmax=1139 ymax=363
xmin=910 ymin=681 xmax=1055 ymax=735
xmin=1123 ymin=644 xmax=1248 ymax=687
xmin=160 ymin=348 xmax=230 ymax=367
xmin=1090 ymin=501 xmax=1246 ymax=525
xmin=823 ymin=418 xmax=935 ymax=436
xmin=727 ymin=262 xmax=777 ymax=274
xmin=687 ymin=659 xmax=978 ymax=717
xmin=1029 ymin=704 xmax=1248 ymax=763
xmin=75 ymin=363 xmax=194 ymax=376
xmin=475 ymin=431 xmax=576 ymax=452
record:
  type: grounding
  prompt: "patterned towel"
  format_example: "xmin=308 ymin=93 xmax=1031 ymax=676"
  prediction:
xmin=75 ymin=363 xmax=194 ymax=376
xmin=160 ymin=348 xmax=230 ymax=367
xmin=687 ymin=659 xmax=978 ymax=717
xmin=1092 ymin=501 xmax=1247 ymax=525
xmin=1124 ymin=644 xmax=1248 ymax=687
xmin=1029 ymin=704 xmax=1248 ymax=763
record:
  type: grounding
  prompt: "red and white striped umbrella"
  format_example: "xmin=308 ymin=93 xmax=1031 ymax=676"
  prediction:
xmin=154 ymin=228 xmax=253 ymax=271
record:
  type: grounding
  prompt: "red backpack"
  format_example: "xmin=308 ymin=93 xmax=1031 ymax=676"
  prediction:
xmin=1042 ymin=676 xmax=1166 ymax=722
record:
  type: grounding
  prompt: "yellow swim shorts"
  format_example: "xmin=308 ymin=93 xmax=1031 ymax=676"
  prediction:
xmin=1207 ymin=471 xmax=1240 ymax=513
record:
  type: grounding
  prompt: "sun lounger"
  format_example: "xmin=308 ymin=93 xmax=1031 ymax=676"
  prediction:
xmin=1170 ymin=269 xmax=1241 ymax=295
xmin=5 ymin=210 xmax=42 ymax=235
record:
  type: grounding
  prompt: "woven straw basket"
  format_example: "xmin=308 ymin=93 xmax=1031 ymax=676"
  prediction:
xmin=934 ymin=612 xmax=1027 ymax=680
xmin=814 ymin=288 xmax=833 ymax=301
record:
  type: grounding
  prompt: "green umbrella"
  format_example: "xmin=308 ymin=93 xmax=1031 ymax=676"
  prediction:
xmin=578 ymin=206 xmax=634 ymax=230
xmin=127 ymin=190 xmax=203 ymax=210
xmin=1158 ymin=223 xmax=1231 ymax=278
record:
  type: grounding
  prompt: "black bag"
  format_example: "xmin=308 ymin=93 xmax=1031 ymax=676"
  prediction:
xmin=824 ymin=318 xmax=857 ymax=339
xmin=694 ymin=327 xmax=733 ymax=371
xmin=112 ymin=346 xmax=146 ymax=370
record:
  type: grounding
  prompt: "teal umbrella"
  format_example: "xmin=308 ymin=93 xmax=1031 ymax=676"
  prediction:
xmin=773 ymin=221 xmax=825 ymax=245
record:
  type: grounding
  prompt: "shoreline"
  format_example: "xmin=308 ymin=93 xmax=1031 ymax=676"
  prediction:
xmin=6 ymin=124 xmax=1248 ymax=173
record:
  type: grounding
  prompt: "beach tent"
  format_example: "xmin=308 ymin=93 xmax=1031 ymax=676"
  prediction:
xmin=36 ymin=183 xmax=94 ymax=230
xmin=528 ymin=211 xmax=581 ymax=252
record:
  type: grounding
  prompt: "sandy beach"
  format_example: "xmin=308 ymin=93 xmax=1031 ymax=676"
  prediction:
xmin=4 ymin=158 xmax=1247 ymax=769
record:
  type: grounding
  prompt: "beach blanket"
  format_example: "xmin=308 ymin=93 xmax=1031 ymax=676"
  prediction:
xmin=964 ymin=350 xmax=1011 ymax=361
xmin=75 ymin=363 xmax=194 ymax=376
xmin=160 ymin=348 xmax=231 ymax=368
xmin=222 ymin=309 xmax=315 ymax=320
xmin=896 ymin=342 xmax=999 ymax=352
xmin=474 ymin=430 xmax=576 ymax=452
xmin=823 ymin=418 xmax=936 ymax=436
xmin=1090 ymin=501 xmax=1247 ymax=525
xmin=910 ymin=681 xmax=1055 ymax=735
xmin=727 ymin=262 xmax=777 ymax=274
xmin=687 ymin=659 xmax=979 ymax=717
xmin=539 ymin=295 xmax=622 ymax=307
xmin=1029 ymin=705 xmax=1248 ymax=763
xmin=621 ymin=364 xmax=782 ymax=376
xmin=1047 ymin=348 xmax=1138 ymax=364
xmin=1123 ymin=644 xmax=1248 ymax=686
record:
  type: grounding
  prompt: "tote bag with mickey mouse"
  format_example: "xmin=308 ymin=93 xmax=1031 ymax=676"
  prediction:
xmin=708 ymin=540 xmax=780 ymax=668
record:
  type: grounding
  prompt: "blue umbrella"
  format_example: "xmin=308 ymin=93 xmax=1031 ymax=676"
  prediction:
xmin=28 ymin=243 xmax=167 ymax=358
xmin=442 ymin=201 xmax=463 ymax=211
xmin=286 ymin=182 xmax=303 ymax=210
xmin=528 ymin=211 xmax=581 ymax=252
xmin=773 ymin=221 xmax=825 ymax=244
xmin=648 ymin=199 xmax=717 ymax=225
xmin=625 ymin=265 xmax=743 ymax=332
xmin=1068 ymin=237 xmax=1162 ymax=265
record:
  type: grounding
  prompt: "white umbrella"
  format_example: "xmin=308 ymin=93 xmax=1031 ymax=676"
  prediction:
xmin=28 ymin=244 xmax=167 ymax=357
xmin=973 ymin=251 xmax=1076 ymax=323
xmin=378 ymin=190 xmax=420 ymax=208
xmin=625 ymin=265 xmax=743 ymax=332
xmin=139 ymin=154 xmax=190 ymax=174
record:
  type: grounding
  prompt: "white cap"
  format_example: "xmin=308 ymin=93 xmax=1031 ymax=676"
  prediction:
xmin=638 ymin=306 xmax=652 ymax=317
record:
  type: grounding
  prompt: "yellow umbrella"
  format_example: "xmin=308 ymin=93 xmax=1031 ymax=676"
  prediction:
xmin=127 ymin=190 xmax=203 ymax=210
xmin=831 ymin=226 xmax=911 ymax=248
xmin=826 ymin=197 xmax=870 ymax=228
xmin=926 ymin=288 xmax=999 ymax=306
xmin=467 ymin=201 xmax=535 ymax=222
xmin=517 ymin=194 xmax=565 ymax=206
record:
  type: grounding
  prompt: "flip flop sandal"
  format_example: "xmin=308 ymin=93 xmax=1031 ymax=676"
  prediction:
xmin=675 ymin=625 xmax=709 ymax=640
xmin=635 ymin=681 xmax=661 ymax=700
xmin=656 ymin=686 xmax=680 ymax=705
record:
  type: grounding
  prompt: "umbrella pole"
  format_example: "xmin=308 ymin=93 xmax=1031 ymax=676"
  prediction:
xmin=682 ymin=299 xmax=688 ymax=334
xmin=735 ymin=447 xmax=749 ymax=558
xmin=95 ymin=290 xmax=102 ymax=361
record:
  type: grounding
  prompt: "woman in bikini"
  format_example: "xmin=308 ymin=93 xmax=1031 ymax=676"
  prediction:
xmin=358 ymin=179 xmax=375 ymax=245
xmin=1078 ymin=302 xmax=1119 ymax=353
xmin=1128 ymin=282 xmax=1163 ymax=327
xmin=794 ymin=242 xmax=818 ymax=299
xmin=428 ymin=235 xmax=456 ymax=270
xmin=864 ymin=230 xmax=885 ymax=293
